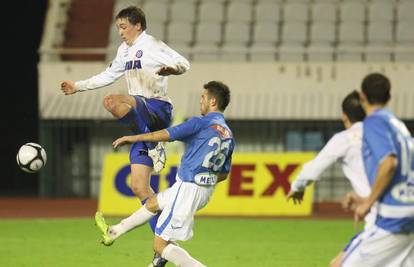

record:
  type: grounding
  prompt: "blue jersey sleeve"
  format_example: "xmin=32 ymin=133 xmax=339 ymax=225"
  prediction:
xmin=167 ymin=117 xmax=203 ymax=141
xmin=364 ymin=116 xmax=397 ymax=162
xmin=221 ymin=140 xmax=235 ymax=174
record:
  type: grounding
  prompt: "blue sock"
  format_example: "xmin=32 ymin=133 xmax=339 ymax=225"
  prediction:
xmin=141 ymin=198 xmax=159 ymax=233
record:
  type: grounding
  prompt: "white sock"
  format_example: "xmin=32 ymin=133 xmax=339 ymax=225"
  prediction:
xmin=108 ymin=206 xmax=155 ymax=239
xmin=161 ymin=244 xmax=206 ymax=267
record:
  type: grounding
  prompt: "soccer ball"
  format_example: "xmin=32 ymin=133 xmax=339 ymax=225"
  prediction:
xmin=16 ymin=143 xmax=47 ymax=173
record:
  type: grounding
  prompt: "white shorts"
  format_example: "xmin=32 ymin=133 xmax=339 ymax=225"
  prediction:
xmin=155 ymin=179 xmax=213 ymax=242
xmin=342 ymin=225 xmax=414 ymax=267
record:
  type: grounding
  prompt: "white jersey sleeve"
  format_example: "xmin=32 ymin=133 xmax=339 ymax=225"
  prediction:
xmin=153 ymin=41 xmax=190 ymax=74
xmin=291 ymin=132 xmax=349 ymax=192
xmin=75 ymin=46 xmax=125 ymax=91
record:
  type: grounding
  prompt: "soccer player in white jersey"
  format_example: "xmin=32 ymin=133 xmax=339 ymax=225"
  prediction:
xmin=287 ymin=91 xmax=378 ymax=266
xmin=95 ymin=81 xmax=234 ymax=267
xmin=60 ymin=7 xmax=190 ymax=263
xmin=339 ymin=73 xmax=414 ymax=267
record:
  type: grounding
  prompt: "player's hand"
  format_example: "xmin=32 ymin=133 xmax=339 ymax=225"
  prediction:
xmin=112 ymin=136 xmax=136 ymax=149
xmin=60 ymin=80 xmax=78 ymax=95
xmin=156 ymin=66 xmax=178 ymax=76
xmin=341 ymin=191 xmax=364 ymax=211
xmin=287 ymin=190 xmax=305 ymax=205
xmin=354 ymin=200 xmax=371 ymax=223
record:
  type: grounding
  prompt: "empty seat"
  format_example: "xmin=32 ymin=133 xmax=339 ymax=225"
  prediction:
xmin=311 ymin=2 xmax=337 ymax=23
xmin=307 ymin=23 xmax=336 ymax=61
xmin=254 ymin=2 xmax=282 ymax=23
xmin=397 ymin=2 xmax=414 ymax=22
xmin=337 ymin=22 xmax=365 ymax=61
xmin=368 ymin=1 xmax=394 ymax=22
xmin=221 ymin=22 xmax=250 ymax=61
xmin=192 ymin=22 xmax=222 ymax=61
xmin=279 ymin=22 xmax=307 ymax=61
xmin=252 ymin=22 xmax=279 ymax=45
xmin=227 ymin=2 xmax=253 ymax=23
xmin=365 ymin=22 xmax=394 ymax=62
xmin=167 ymin=22 xmax=193 ymax=46
xmin=396 ymin=21 xmax=414 ymax=44
xmin=198 ymin=2 xmax=225 ymax=23
xmin=170 ymin=1 xmax=196 ymax=23
xmin=394 ymin=21 xmax=414 ymax=61
xmin=283 ymin=2 xmax=309 ymax=23
xmin=143 ymin=1 xmax=169 ymax=23
xmin=339 ymin=2 xmax=366 ymax=22
xmin=367 ymin=22 xmax=393 ymax=45
xmin=338 ymin=22 xmax=364 ymax=45
xmin=147 ymin=21 xmax=166 ymax=40
xmin=249 ymin=22 xmax=279 ymax=61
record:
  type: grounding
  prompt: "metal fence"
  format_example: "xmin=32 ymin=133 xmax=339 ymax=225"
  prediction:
xmin=39 ymin=119 xmax=414 ymax=202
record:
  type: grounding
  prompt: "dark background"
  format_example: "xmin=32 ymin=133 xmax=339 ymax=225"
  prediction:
xmin=1 ymin=1 xmax=48 ymax=195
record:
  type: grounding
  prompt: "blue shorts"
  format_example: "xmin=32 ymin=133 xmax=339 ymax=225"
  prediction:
xmin=128 ymin=97 xmax=172 ymax=166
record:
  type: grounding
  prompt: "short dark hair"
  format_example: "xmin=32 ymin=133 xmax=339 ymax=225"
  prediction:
xmin=203 ymin=81 xmax=231 ymax=111
xmin=116 ymin=6 xmax=147 ymax=31
xmin=342 ymin=90 xmax=366 ymax=123
xmin=361 ymin=73 xmax=391 ymax=105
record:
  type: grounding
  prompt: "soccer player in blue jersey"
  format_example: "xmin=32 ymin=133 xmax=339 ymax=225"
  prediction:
xmin=340 ymin=73 xmax=414 ymax=267
xmin=96 ymin=81 xmax=234 ymax=267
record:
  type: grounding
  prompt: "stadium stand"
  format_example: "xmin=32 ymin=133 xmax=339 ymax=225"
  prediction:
xmin=43 ymin=0 xmax=414 ymax=63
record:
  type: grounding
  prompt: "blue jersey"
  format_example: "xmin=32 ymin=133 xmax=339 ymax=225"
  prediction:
xmin=166 ymin=112 xmax=235 ymax=185
xmin=362 ymin=108 xmax=414 ymax=233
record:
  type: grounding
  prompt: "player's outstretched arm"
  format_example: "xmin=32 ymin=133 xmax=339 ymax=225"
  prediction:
xmin=286 ymin=190 xmax=305 ymax=205
xmin=156 ymin=66 xmax=184 ymax=76
xmin=113 ymin=129 xmax=171 ymax=149
xmin=60 ymin=80 xmax=78 ymax=95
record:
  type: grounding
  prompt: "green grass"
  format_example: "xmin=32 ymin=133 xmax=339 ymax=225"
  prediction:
xmin=0 ymin=217 xmax=358 ymax=267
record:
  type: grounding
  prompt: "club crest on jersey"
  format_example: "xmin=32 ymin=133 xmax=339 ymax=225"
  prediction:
xmin=210 ymin=124 xmax=231 ymax=138
xmin=136 ymin=50 xmax=143 ymax=58
xmin=125 ymin=60 xmax=142 ymax=70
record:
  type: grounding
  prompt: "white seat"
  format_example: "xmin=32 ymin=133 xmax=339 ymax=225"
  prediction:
xmin=311 ymin=2 xmax=337 ymax=23
xmin=279 ymin=22 xmax=307 ymax=61
xmin=249 ymin=43 xmax=277 ymax=61
xmin=147 ymin=21 xmax=166 ymax=40
xmin=198 ymin=2 xmax=225 ymax=23
xmin=283 ymin=2 xmax=309 ymax=23
xmin=170 ymin=1 xmax=196 ymax=23
xmin=339 ymin=2 xmax=366 ymax=22
xmin=310 ymin=23 xmax=336 ymax=45
xmin=254 ymin=2 xmax=281 ymax=23
xmin=221 ymin=22 xmax=250 ymax=61
xmin=366 ymin=21 xmax=393 ymax=62
xmin=398 ymin=2 xmax=414 ymax=22
xmin=192 ymin=22 xmax=222 ymax=61
xmin=227 ymin=2 xmax=253 ymax=23
xmin=368 ymin=1 xmax=394 ymax=22
xmin=338 ymin=22 xmax=364 ymax=45
xmin=167 ymin=22 xmax=193 ymax=46
xmin=143 ymin=1 xmax=169 ymax=23
xmin=367 ymin=22 xmax=393 ymax=45
xmin=252 ymin=22 xmax=280 ymax=45
xmin=281 ymin=22 xmax=307 ymax=45
xmin=337 ymin=22 xmax=365 ymax=61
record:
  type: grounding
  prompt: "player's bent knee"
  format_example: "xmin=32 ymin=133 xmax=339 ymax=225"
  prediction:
xmin=145 ymin=195 xmax=160 ymax=213
xmin=130 ymin=185 xmax=150 ymax=200
xmin=103 ymin=95 xmax=116 ymax=112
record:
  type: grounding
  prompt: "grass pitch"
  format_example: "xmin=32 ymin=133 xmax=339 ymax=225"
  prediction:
xmin=0 ymin=217 xmax=357 ymax=267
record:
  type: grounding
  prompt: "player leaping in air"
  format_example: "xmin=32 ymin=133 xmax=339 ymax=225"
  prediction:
xmin=60 ymin=6 xmax=190 ymax=266
xmin=95 ymin=81 xmax=235 ymax=267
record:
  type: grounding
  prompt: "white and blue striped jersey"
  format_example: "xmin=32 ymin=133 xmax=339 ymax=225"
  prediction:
xmin=75 ymin=31 xmax=190 ymax=103
xmin=363 ymin=108 xmax=414 ymax=233
xmin=166 ymin=112 xmax=235 ymax=185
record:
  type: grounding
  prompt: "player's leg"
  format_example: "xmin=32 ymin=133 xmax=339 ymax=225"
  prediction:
xmin=342 ymin=226 xmax=413 ymax=267
xmin=153 ymin=236 xmax=205 ymax=267
xmin=129 ymin=142 xmax=162 ymax=232
xmin=103 ymin=94 xmax=139 ymax=128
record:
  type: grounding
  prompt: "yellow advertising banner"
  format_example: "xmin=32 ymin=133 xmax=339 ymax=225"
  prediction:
xmin=98 ymin=152 xmax=315 ymax=216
